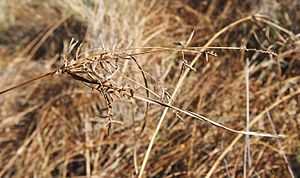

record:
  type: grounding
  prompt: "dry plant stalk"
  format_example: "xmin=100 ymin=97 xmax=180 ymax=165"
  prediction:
xmin=57 ymin=39 xmax=282 ymax=138
xmin=0 ymin=37 xmax=282 ymax=138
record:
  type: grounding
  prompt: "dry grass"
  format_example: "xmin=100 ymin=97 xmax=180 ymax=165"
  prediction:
xmin=0 ymin=0 xmax=300 ymax=177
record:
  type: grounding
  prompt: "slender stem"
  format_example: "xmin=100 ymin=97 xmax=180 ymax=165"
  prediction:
xmin=138 ymin=15 xmax=253 ymax=178
xmin=0 ymin=71 xmax=57 ymax=95
xmin=243 ymin=58 xmax=251 ymax=178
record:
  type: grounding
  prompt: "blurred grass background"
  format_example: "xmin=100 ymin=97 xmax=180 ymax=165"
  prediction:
xmin=0 ymin=0 xmax=299 ymax=177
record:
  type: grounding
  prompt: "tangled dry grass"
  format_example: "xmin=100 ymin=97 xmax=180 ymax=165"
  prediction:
xmin=0 ymin=0 xmax=300 ymax=177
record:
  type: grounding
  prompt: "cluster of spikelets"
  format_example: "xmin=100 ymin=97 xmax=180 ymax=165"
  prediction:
xmin=56 ymin=39 xmax=151 ymax=133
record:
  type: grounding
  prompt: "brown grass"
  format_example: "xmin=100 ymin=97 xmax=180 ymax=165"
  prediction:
xmin=0 ymin=0 xmax=299 ymax=177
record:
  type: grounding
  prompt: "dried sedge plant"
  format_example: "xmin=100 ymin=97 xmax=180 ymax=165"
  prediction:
xmin=1 ymin=1 xmax=299 ymax=177
xmin=0 ymin=37 xmax=283 ymax=138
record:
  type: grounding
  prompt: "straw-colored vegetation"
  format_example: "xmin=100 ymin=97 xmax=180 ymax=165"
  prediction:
xmin=0 ymin=0 xmax=299 ymax=177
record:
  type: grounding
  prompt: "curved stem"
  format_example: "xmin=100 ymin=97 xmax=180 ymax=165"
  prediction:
xmin=138 ymin=15 xmax=253 ymax=178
